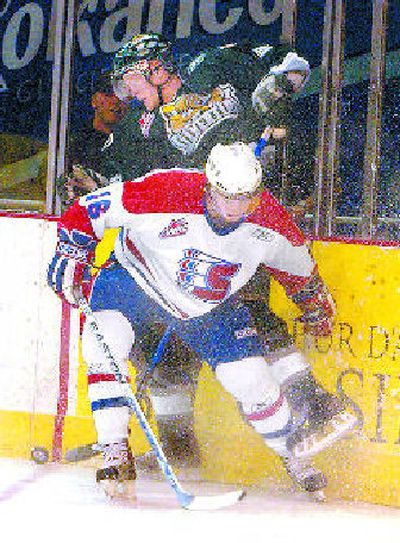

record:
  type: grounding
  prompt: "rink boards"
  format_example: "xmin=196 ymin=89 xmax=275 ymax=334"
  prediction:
xmin=0 ymin=215 xmax=399 ymax=507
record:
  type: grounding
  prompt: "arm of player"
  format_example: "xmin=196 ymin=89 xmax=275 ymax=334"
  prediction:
xmin=288 ymin=268 xmax=335 ymax=336
xmin=47 ymin=183 xmax=124 ymax=305
xmin=47 ymin=204 xmax=98 ymax=305
xmin=265 ymin=262 xmax=335 ymax=337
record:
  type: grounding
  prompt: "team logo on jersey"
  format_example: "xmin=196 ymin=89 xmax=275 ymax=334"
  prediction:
xmin=177 ymin=248 xmax=241 ymax=303
xmin=252 ymin=228 xmax=275 ymax=243
xmin=159 ymin=218 xmax=189 ymax=239
xmin=160 ymin=84 xmax=240 ymax=155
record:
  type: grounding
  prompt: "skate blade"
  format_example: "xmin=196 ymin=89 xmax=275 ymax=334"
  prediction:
xmin=293 ymin=412 xmax=358 ymax=458
xmin=308 ymin=490 xmax=326 ymax=503
xmin=100 ymin=480 xmax=137 ymax=502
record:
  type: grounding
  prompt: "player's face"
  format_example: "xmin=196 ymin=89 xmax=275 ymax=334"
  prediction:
xmin=207 ymin=187 xmax=261 ymax=224
xmin=148 ymin=60 xmax=171 ymax=86
xmin=123 ymin=72 xmax=159 ymax=110
xmin=286 ymin=71 xmax=307 ymax=92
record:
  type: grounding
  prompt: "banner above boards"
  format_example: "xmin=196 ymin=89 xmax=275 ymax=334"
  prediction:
xmin=1 ymin=0 xmax=399 ymax=139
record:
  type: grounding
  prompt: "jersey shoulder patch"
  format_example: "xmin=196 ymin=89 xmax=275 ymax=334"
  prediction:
xmin=247 ymin=190 xmax=306 ymax=246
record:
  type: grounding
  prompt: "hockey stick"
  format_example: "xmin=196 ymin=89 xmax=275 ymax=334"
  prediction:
xmin=78 ymin=295 xmax=245 ymax=510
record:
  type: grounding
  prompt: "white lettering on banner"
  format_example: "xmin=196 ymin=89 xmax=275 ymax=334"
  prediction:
xmin=199 ymin=0 xmax=243 ymax=34
xmin=99 ymin=0 xmax=143 ymax=54
xmin=105 ymin=0 xmax=120 ymax=10
xmin=2 ymin=2 xmax=44 ymax=69
xmin=249 ymin=0 xmax=282 ymax=25
xmin=0 ymin=0 xmax=12 ymax=17
xmin=0 ymin=0 xmax=283 ymax=75
xmin=148 ymin=0 xmax=166 ymax=35
xmin=79 ymin=0 xmax=100 ymax=14
xmin=175 ymin=0 xmax=195 ymax=38
xmin=76 ymin=20 xmax=97 ymax=57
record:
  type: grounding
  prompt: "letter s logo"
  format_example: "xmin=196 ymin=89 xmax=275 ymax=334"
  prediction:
xmin=177 ymin=249 xmax=240 ymax=303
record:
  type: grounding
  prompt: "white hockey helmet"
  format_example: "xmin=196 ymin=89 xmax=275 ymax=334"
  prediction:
xmin=206 ymin=142 xmax=263 ymax=196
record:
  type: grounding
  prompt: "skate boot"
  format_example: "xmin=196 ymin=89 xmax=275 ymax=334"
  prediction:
xmin=96 ymin=439 xmax=137 ymax=500
xmin=289 ymin=394 xmax=358 ymax=459
xmin=285 ymin=376 xmax=358 ymax=458
xmin=282 ymin=456 xmax=327 ymax=501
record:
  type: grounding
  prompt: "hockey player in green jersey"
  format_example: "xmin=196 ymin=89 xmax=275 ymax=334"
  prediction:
xmin=74 ymin=34 xmax=357 ymax=482
xmin=105 ymin=35 xmax=309 ymax=186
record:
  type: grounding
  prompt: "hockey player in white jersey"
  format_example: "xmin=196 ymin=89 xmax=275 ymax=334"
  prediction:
xmin=107 ymin=34 xmax=357 ymax=464
xmin=48 ymin=143 xmax=338 ymax=500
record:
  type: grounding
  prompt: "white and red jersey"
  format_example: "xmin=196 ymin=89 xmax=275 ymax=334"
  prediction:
xmin=59 ymin=169 xmax=316 ymax=320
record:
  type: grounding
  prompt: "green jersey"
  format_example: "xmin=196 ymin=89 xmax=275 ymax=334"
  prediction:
xmin=103 ymin=43 xmax=307 ymax=184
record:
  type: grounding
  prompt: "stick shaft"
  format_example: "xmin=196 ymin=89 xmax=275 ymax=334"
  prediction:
xmin=78 ymin=297 xmax=192 ymax=505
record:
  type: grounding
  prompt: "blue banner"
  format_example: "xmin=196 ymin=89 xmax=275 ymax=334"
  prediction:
xmin=0 ymin=1 xmax=399 ymax=140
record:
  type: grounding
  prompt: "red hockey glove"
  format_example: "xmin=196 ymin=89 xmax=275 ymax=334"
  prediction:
xmin=291 ymin=272 xmax=335 ymax=337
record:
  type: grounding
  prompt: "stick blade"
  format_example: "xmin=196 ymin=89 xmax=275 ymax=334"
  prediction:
xmin=64 ymin=443 xmax=100 ymax=463
xmin=183 ymin=489 xmax=246 ymax=511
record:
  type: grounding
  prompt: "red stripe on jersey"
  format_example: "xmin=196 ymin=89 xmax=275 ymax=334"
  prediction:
xmin=122 ymin=170 xmax=305 ymax=246
xmin=87 ymin=374 xmax=131 ymax=384
xmin=122 ymin=169 xmax=206 ymax=214
xmin=246 ymin=393 xmax=285 ymax=421
xmin=124 ymin=234 xmax=155 ymax=277
xmin=246 ymin=191 xmax=306 ymax=246
xmin=59 ymin=201 xmax=97 ymax=238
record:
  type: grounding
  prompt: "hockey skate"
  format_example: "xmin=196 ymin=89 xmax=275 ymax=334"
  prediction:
xmin=282 ymin=456 xmax=327 ymax=502
xmin=286 ymin=378 xmax=358 ymax=459
xmin=96 ymin=439 xmax=137 ymax=501
xmin=289 ymin=401 xmax=358 ymax=459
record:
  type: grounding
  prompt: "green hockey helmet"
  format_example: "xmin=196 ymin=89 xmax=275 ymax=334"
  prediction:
xmin=112 ymin=33 xmax=177 ymax=80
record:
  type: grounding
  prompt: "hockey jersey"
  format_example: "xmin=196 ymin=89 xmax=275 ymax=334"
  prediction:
xmin=102 ymin=43 xmax=307 ymax=184
xmin=57 ymin=169 xmax=322 ymax=321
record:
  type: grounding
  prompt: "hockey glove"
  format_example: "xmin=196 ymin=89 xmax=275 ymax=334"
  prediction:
xmin=47 ymin=227 xmax=96 ymax=306
xmin=252 ymin=74 xmax=293 ymax=118
xmin=56 ymin=165 xmax=109 ymax=208
xmin=291 ymin=272 xmax=335 ymax=337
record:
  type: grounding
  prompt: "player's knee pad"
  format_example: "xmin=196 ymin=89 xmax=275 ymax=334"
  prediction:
xmin=81 ymin=310 xmax=135 ymax=374
xmin=269 ymin=349 xmax=310 ymax=386
xmin=215 ymin=356 xmax=280 ymax=408
xmin=215 ymin=357 xmax=291 ymax=456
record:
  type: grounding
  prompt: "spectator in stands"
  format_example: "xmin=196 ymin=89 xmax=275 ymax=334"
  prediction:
xmin=57 ymin=72 xmax=128 ymax=207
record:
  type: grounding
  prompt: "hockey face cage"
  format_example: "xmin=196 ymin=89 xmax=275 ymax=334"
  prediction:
xmin=112 ymin=33 xmax=177 ymax=81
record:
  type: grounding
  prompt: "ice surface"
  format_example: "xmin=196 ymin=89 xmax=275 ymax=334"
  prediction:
xmin=0 ymin=457 xmax=398 ymax=543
